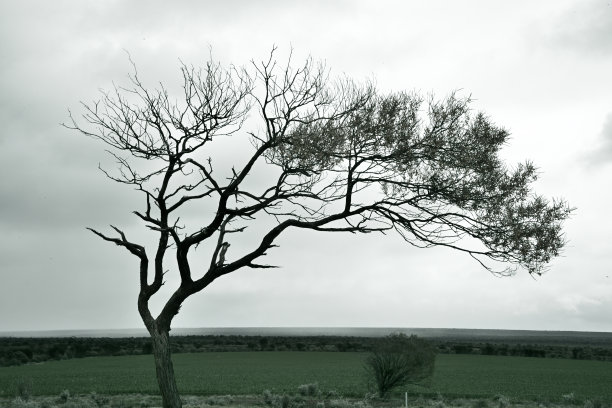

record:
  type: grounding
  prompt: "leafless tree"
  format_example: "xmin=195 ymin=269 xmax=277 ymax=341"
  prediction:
xmin=65 ymin=49 xmax=572 ymax=408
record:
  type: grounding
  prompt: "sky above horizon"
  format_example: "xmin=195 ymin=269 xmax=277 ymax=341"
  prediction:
xmin=1 ymin=0 xmax=611 ymax=333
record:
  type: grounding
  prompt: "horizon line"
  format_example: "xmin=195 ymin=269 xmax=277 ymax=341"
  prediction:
xmin=2 ymin=326 xmax=611 ymax=338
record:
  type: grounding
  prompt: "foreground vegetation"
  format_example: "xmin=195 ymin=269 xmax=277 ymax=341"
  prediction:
xmin=2 ymin=392 xmax=610 ymax=408
xmin=1 ymin=352 xmax=611 ymax=403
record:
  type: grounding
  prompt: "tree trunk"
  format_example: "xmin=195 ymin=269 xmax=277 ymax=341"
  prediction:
xmin=151 ymin=328 xmax=182 ymax=408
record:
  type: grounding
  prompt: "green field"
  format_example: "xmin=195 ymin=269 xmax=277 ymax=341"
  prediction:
xmin=1 ymin=352 xmax=611 ymax=402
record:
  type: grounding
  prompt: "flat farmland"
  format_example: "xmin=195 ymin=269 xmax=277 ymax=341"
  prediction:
xmin=1 ymin=352 xmax=611 ymax=402
xmin=424 ymin=354 xmax=612 ymax=400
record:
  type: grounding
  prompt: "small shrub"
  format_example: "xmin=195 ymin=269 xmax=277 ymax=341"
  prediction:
xmin=472 ymin=399 xmax=489 ymax=408
xmin=430 ymin=400 xmax=447 ymax=408
xmin=352 ymin=400 xmax=372 ymax=408
xmin=89 ymin=392 xmax=110 ymax=407
xmin=323 ymin=390 xmax=341 ymax=400
xmin=562 ymin=393 xmax=578 ymax=404
xmin=15 ymin=378 xmax=33 ymax=401
xmin=298 ymin=383 xmax=320 ymax=397
xmin=492 ymin=395 xmax=510 ymax=408
xmin=584 ymin=399 xmax=606 ymax=408
xmin=58 ymin=389 xmax=70 ymax=403
xmin=361 ymin=392 xmax=375 ymax=406
xmin=263 ymin=390 xmax=274 ymax=406
xmin=281 ymin=394 xmax=291 ymax=408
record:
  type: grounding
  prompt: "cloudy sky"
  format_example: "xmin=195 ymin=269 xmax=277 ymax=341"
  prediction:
xmin=1 ymin=0 xmax=611 ymax=333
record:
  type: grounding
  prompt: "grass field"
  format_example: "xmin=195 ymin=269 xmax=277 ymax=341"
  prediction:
xmin=1 ymin=352 xmax=611 ymax=402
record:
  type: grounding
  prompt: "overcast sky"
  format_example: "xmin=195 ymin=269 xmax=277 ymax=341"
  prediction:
xmin=1 ymin=0 xmax=611 ymax=333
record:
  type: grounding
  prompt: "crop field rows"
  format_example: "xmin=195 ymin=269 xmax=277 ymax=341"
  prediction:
xmin=1 ymin=352 xmax=611 ymax=402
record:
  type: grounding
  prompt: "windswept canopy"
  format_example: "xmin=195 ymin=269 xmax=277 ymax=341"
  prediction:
xmin=273 ymin=90 xmax=569 ymax=276
xmin=67 ymin=51 xmax=570 ymax=292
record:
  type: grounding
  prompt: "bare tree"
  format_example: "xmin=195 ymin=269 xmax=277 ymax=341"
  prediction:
xmin=65 ymin=49 xmax=572 ymax=408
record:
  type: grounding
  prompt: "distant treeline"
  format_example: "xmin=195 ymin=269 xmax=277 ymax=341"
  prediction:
xmin=1 ymin=334 xmax=611 ymax=367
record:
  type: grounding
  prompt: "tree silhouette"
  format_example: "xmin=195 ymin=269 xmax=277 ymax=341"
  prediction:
xmin=365 ymin=334 xmax=436 ymax=398
xmin=66 ymin=49 xmax=572 ymax=408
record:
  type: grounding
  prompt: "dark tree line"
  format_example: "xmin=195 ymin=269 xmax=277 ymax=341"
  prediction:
xmin=3 ymin=335 xmax=611 ymax=367
xmin=437 ymin=341 xmax=612 ymax=360
xmin=0 ymin=335 xmax=375 ymax=366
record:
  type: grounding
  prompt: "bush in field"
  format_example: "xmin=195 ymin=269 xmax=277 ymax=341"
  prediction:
xmin=472 ymin=399 xmax=489 ymax=408
xmin=263 ymin=390 xmax=274 ymax=406
xmin=58 ymin=389 xmax=70 ymax=403
xmin=15 ymin=378 xmax=33 ymax=401
xmin=492 ymin=394 xmax=510 ymax=408
xmin=584 ymin=399 xmax=606 ymax=408
xmin=365 ymin=334 xmax=436 ymax=398
xmin=298 ymin=383 xmax=320 ymax=397
xmin=562 ymin=393 xmax=578 ymax=404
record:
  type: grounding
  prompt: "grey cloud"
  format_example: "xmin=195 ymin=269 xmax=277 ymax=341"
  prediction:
xmin=543 ymin=0 xmax=612 ymax=57
xmin=584 ymin=112 xmax=612 ymax=166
